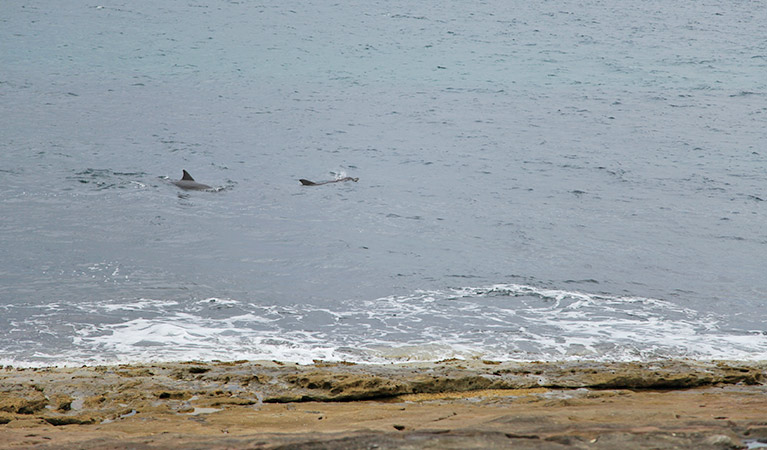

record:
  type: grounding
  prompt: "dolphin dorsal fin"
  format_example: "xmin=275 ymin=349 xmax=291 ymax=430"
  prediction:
xmin=181 ymin=170 xmax=195 ymax=181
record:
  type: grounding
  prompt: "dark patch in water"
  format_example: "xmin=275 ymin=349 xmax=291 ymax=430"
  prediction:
xmin=67 ymin=169 xmax=148 ymax=190
xmin=564 ymin=279 xmax=600 ymax=284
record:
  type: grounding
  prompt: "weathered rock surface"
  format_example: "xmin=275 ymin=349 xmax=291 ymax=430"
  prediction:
xmin=0 ymin=359 xmax=765 ymax=449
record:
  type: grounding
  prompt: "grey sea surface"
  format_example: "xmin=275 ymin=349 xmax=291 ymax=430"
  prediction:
xmin=1 ymin=0 xmax=766 ymax=366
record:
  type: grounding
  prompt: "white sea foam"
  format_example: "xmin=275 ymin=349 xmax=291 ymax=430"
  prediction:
xmin=96 ymin=298 xmax=179 ymax=313
xmin=2 ymin=284 xmax=765 ymax=368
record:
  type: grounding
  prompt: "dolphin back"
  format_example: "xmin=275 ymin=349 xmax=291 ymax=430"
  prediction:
xmin=173 ymin=170 xmax=212 ymax=190
xmin=299 ymin=177 xmax=358 ymax=186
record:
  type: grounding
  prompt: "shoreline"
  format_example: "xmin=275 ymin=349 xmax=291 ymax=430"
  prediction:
xmin=1 ymin=359 xmax=766 ymax=449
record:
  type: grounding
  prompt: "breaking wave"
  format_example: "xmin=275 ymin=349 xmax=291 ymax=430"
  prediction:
xmin=2 ymin=284 xmax=765 ymax=367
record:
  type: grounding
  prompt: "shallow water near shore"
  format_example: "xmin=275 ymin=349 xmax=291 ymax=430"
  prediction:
xmin=1 ymin=0 xmax=766 ymax=366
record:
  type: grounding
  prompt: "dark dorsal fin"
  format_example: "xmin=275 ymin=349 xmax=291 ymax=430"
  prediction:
xmin=299 ymin=179 xmax=317 ymax=186
xmin=181 ymin=170 xmax=195 ymax=181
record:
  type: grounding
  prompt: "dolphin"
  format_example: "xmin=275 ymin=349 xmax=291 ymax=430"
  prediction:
xmin=173 ymin=170 xmax=212 ymax=190
xmin=299 ymin=176 xmax=359 ymax=186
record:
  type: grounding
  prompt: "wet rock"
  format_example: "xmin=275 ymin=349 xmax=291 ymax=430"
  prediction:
xmin=703 ymin=434 xmax=742 ymax=449
xmin=277 ymin=372 xmax=408 ymax=401
xmin=744 ymin=425 xmax=767 ymax=440
xmin=44 ymin=415 xmax=97 ymax=426
xmin=157 ymin=391 xmax=189 ymax=400
xmin=50 ymin=394 xmax=74 ymax=411
xmin=0 ymin=392 xmax=47 ymax=414
xmin=589 ymin=431 xmax=744 ymax=450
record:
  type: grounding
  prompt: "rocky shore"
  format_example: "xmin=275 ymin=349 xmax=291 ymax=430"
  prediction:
xmin=1 ymin=359 xmax=766 ymax=449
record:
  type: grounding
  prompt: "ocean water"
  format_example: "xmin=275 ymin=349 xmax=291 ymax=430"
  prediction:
xmin=1 ymin=0 xmax=766 ymax=366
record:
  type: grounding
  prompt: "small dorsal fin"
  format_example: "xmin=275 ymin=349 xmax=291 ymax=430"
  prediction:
xmin=181 ymin=170 xmax=195 ymax=181
xmin=299 ymin=179 xmax=316 ymax=186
